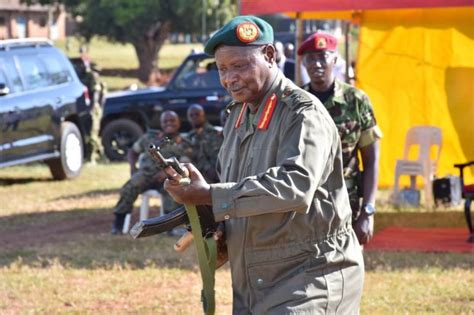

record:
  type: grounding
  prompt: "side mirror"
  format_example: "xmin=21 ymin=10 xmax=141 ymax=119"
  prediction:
xmin=0 ymin=83 xmax=9 ymax=96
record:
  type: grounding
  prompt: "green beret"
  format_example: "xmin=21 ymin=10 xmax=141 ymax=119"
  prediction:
xmin=204 ymin=15 xmax=274 ymax=56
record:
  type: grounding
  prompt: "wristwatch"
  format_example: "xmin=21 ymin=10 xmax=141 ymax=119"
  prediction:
xmin=362 ymin=203 xmax=376 ymax=216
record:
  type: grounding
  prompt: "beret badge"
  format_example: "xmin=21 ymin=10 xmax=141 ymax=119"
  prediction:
xmin=236 ymin=22 xmax=259 ymax=43
xmin=316 ymin=37 xmax=327 ymax=49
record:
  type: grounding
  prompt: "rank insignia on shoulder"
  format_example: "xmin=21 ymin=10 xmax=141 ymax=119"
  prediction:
xmin=257 ymin=93 xmax=277 ymax=130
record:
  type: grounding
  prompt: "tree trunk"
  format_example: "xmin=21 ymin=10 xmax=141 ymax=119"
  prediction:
xmin=133 ymin=20 xmax=172 ymax=86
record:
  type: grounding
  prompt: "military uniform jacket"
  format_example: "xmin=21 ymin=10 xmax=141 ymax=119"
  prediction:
xmin=210 ymin=72 xmax=364 ymax=314
xmin=185 ymin=122 xmax=223 ymax=181
xmin=302 ymin=79 xmax=382 ymax=188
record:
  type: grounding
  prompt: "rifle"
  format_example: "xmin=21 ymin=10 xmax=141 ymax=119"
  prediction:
xmin=147 ymin=143 xmax=191 ymax=185
xmin=130 ymin=144 xmax=219 ymax=314
xmin=129 ymin=204 xmax=217 ymax=239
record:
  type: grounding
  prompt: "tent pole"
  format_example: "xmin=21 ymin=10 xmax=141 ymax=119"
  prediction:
xmin=295 ymin=12 xmax=303 ymax=86
xmin=344 ymin=20 xmax=351 ymax=83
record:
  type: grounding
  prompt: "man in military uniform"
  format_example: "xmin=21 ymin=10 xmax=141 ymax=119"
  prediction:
xmin=185 ymin=104 xmax=223 ymax=183
xmin=74 ymin=49 xmax=107 ymax=163
xmin=111 ymin=110 xmax=190 ymax=235
xmin=164 ymin=16 xmax=364 ymax=314
xmin=298 ymin=32 xmax=382 ymax=245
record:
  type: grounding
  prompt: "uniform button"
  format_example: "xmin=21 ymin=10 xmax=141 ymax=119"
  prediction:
xmin=257 ymin=278 xmax=264 ymax=286
xmin=224 ymin=215 xmax=230 ymax=220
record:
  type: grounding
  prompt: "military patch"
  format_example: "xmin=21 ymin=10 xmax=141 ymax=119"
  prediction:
xmin=316 ymin=37 xmax=327 ymax=49
xmin=235 ymin=103 xmax=248 ymax=129
xmin=257 ymin=93 xmax=277 ymax=130
xmin=236 ymin=22 xmax=259 ymax=43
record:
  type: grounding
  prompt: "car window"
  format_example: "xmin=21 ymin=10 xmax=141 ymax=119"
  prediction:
xmin=1 ymin=57 xmax=24 ymax=93
xmin=0 ymin=68 xmax=8 ymax=92
xmin=16 ymin=54 xmax=49 ymax=90
xmin=40 ymin=53 xmax=72 ymax=85
xmin=174 ymin=58 xmax=222 ymax=89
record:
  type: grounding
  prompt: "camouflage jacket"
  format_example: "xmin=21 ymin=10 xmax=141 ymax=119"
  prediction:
xmin=132 ymin=130 xmax=192 ymax=172
xmin=302 ymin=79 xmax=382 ymax=187
xmin=185 ymin=122 xmax=223 ymax=182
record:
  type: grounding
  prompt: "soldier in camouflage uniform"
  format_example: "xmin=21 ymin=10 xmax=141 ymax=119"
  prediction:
xmin=185 ymin=104 xmax=223 ymax=183
xmin=111 ymin=110 xmax=191 ymax=234
xmin=299 ymin=32 xmax=383 ymax=245
xmin=74 ymin=50 xmax=106 ymax=163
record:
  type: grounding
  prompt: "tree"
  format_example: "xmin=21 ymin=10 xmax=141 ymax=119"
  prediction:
xmin=24 ymin=0 xmax=236 ymax=84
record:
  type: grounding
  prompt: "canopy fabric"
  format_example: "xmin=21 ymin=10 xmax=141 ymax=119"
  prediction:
xmin=240 ymin=0 xmax=473 ymax=15
xmin=357 ymin=7 xmax=474 ymax=187
xmin=240 ymin=2 xmax=474 ymax=187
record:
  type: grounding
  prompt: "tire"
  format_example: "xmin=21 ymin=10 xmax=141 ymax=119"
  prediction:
xmin=101 ymin=118 xmax=143 ymax=161
xmin=47 ymin=122 xmax=84 ymax=180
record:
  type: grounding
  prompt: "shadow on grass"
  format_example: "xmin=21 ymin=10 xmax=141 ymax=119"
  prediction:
xmin=0 ymin=176 xmax=53 ymax=186
xmin=51 ymin=188 xmax=120 ymax=201
xmin=0 ymin=207 xmax=197 ymax=271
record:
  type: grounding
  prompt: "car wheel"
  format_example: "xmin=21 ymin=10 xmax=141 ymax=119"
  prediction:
xmin=47 ymin=122 xmax=84 ymax=180
xmin=101 ymin=118 xmax=143 ymax=161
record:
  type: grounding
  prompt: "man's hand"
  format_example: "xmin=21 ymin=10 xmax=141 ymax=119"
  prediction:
xmin=164 ymin=163 xmax=212 ymax=205
xmin=353 ymin=212 xmax=374 ymax=245
xmin=153 ymin=170 xmax=167 ymax=183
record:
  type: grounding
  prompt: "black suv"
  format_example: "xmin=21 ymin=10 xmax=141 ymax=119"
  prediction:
xmin=0 ymin=38 xmax=92 ymax=180
xmin=100 ymin=52 xmax=230 ymax=161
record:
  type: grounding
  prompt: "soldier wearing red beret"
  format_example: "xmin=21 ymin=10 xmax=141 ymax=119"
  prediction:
xmin=299 ymin=32 xmax=383 ymax=246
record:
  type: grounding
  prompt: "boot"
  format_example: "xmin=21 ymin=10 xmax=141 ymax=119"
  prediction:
xmin=111 ymin=213 xmax=127 ymax=235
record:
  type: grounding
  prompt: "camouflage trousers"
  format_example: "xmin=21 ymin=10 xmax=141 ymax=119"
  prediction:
xmin=114 ymin=168 xmax=180 ymax=215
xmin=85 ymin=101 xmax=104 ymax=163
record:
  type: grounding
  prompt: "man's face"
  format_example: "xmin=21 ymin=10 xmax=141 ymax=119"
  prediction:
xmin=303 ymin=51 xmax=337 ymax=91
xmin=215 ymin=45 xmax=272 ymax=104
xmin=160 ymin=112 xmax=180 ymax=135
xmin=187 ymin=107 xmax=205 ymax=129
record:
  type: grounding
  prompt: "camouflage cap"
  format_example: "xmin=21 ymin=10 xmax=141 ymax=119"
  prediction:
xmin=204 ymin=15 xmax=274 ymax=56
xmin=297 ymin=32 xmax=338 ymax=55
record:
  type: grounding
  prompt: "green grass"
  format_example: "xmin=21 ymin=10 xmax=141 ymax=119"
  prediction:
xmin=0 ymin=163 xmax=473 ymax=314
xmin=54 ymin=37 xmax=204 ymax=91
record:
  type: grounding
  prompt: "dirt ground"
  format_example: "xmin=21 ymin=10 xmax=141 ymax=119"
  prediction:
xmin=0 ymin=212 xmax=112 ymax=250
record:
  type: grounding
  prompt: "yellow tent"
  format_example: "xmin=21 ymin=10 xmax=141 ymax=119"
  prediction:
xmin=241 ymin=2 xmax=474 ymax=187
xmin=357 ymin=8 xmax=474 ymax=187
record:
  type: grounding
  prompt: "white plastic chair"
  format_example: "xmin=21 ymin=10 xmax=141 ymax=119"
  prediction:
xmin=393 ymin=126 xmax=442 ymax=207
xmin=122 ymin=189 xmax=163 ymax=234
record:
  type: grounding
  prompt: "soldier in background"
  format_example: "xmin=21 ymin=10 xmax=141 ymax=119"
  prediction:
xmin=75 ymin=45 xmax=107 ymax=163
xmin=185 ymin=104 xmax=223 ymax=183
xmin=298 ymin=32 xmax=382 ymax=245
xmin=111 ymin=110 xmax=191 ymax=235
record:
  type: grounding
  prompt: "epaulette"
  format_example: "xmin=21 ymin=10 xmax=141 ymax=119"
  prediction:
xmin=342 ymin=84 xmax=369 ymax=105
xmin=280 ymin=85 xmax=314 ymax=112
xmin=225 ymin=100 xmax=242 ymax=113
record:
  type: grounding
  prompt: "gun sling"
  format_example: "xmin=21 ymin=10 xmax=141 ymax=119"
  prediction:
xmin=185 ymin=203 xmax=217 ymax=315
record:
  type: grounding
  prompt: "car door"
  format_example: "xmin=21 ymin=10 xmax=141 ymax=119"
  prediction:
xmin=0 ymin=53 xmax=56 ymax=164
xmin=0 ymin=55 xmax=28 ymax=164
